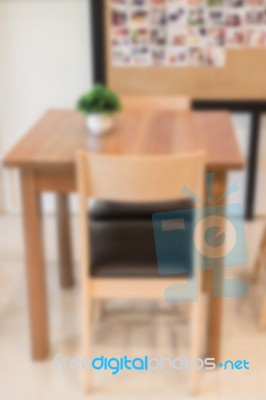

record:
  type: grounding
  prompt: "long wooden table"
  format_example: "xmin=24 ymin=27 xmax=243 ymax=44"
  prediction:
xmin=4 ymin=109 xmax=244 ymax=361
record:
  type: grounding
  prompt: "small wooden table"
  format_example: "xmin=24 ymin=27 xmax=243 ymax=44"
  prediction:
xmin=4 ymin=109 xmax=244 ymax=361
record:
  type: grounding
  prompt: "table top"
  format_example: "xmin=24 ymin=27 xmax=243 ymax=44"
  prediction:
xmin=4 ymin=109 xmax=244 ymax=171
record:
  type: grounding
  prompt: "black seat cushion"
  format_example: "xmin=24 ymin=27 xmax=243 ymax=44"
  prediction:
xmin=89 ymin=199 xmax=194 ymax=221
xmin=89 ymin=200 xmax=194 ymax=278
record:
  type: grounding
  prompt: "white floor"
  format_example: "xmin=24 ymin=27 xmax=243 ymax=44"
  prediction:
xmin=1 ymin=215 xmax=266 ymax=400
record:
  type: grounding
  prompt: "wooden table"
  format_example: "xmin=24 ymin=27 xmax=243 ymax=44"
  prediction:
xmin=4 ymin=109 xmax=244 ymax=361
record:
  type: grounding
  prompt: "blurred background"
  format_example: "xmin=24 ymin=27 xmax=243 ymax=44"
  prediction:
xmin=1 ymin=0 xmax=266 ymax=399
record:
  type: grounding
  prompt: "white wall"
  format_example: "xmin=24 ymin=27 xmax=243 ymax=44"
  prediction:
xmin=0 ymin=0 xmax=92 ymax=213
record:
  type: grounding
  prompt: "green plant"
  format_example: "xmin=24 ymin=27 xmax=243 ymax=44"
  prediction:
xmin=77 ymin=84 xmax=122 ymax=115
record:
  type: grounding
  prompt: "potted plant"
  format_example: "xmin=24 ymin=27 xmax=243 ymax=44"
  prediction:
xmin=77 ymin=84 xmax=122 ymax=136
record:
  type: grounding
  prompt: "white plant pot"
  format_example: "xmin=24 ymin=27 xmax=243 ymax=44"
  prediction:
xmin=86 ymin=114 xmax=114 ymax=136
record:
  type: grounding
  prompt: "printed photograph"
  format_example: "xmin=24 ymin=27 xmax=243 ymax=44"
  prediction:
xmin=226 ymin=28 xmax=245 ymax=47
xmin=206 ymin=27 xmax=226 ymax=46
xmin=245 ymin=8 xmax=265 ymax=25
xmin=130 ymin=0 xmax=148 ymax=7
xmin=150 ymin=8 xmax=167 ymax=26
xmin=112 ymin=46 xmax=131 ymax=66
xmin=167 ymin=8 xmax=188 ymax=26
xmin=207 ymin=0 xmax=224 ymax=6
xmin=207 ymin=8 xmax=225 ymax=26
xmin=226 ymin=0 xmax=244 ymax=6
xmin=111 ymin=9 xmax=128 ymax=27
xmin=187 ymin=27 xmax=207 ymax=46
xmin=168 ymin=28 xmax=187 ymax=46
xmin=130 ymin=9 xmax=149 ymax=27
xmin=205 ymin=45 xmax=226 ymax=66
xmin=131 ymin=45 xmax=151 ymax=65
xmin=112 ymin=27 xmax=130 ymax=46
xmin=151 ymin=28 xmax=167 ymax=45
xmin=167 ymin=0 xmax=187 ymax=8
xmin=167 ymin=47 xmax=188 ymax=65
xmin=245 ymin=28 xmax=266 ymax=46
xmin=151 ymin=46 xmax=166 ymax=65
xmin=167 ymin=0 xmax=187 ymax=5
xmin=225 ymin=9 xmax=244 ymax=27
xmin=188 ymin=7 xmax=206 ymax=26
xmin=188 ymin=46 xmax=206 ymax=66
xmin=111 ymin=0 xmax=128 ymax=5
xmin=187 ymin=0 xmax=205 ymax=6
xmin=131 ymin=28 xmax=150 ymax=45
xmin=245 ymin=0 xmax=263 ymax=4
xmin=151 ymin=0 xmax=167 ymax=6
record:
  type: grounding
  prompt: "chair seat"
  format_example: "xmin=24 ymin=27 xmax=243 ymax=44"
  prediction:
xmin=89 ymin=199 xmax=194 ymax=278
xmin=89 ymin=199 xmax=193 ymax=220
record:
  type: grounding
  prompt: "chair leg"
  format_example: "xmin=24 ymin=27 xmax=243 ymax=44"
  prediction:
xmin=190 ymin=292 xmax=204 ymax=396
xmin=252 ymin=253 xmax=262 ymax=283
xmin=99 ymin=300 xmax=107 ymax=318
xmin=183 ymin=302 xmax=191 ymax=322
xmin=259 ymin=297 xmax=266 ymax=330
xmin=252 ymin=227 xmax=266 ymax=283
xmin=82 ymin=297 xmax=93 ymax=393
xmin=93 ymin=300 xmax=106 ymax=322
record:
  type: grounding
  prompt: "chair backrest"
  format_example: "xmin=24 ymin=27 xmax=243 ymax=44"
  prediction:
xmin=76 ymin=152 xmax=205 ymax=282
xmin=122 ymin=95 xmax=191 ymax=113
xmin=76 ymin=152 xmax=205 ymax=204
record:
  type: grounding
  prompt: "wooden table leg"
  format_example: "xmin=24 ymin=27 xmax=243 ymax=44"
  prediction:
xmin=205 ymin=171 xmax=226 ymax=362
xmin=21 ymin=169 xmax=49 ymax=359
xmin=56 ymin=194 xmax=74 ymax=289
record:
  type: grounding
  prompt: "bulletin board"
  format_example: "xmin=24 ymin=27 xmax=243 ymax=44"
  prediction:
xmin=105 ymin=0 xmax=266 ymax=99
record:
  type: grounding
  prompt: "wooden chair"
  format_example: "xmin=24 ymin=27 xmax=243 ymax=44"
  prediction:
xmin=76 ymin=151 xmax=205 ymax=394
xmin=122 ymin=95 xmax=191 ymax=113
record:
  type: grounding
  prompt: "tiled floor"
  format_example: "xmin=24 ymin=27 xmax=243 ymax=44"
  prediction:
xmin=0 ymin=214 xmax=266 ymax=399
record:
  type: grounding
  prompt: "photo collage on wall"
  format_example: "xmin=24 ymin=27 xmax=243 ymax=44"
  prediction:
xmin=110 ymin=0 xmax=266 ymax=67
